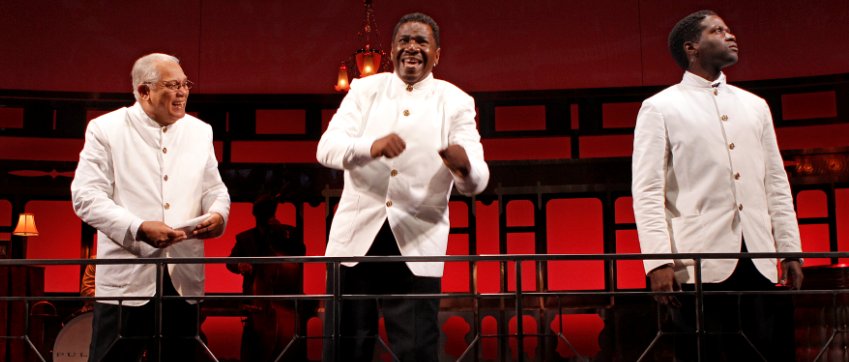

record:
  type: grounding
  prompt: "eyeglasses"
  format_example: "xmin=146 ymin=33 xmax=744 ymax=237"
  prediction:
xmin=144 ymin=80 xmax=194 ymax=91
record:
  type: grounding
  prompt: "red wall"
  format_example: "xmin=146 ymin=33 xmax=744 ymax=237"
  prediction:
xmin=1 ymin=0 xmax=847 ymax=94
xmin=4 ymin=1 xmax=849 ymax=359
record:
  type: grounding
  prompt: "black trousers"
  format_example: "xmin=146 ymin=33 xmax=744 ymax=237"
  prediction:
xmin=88 ymin=270 xmax=202 ymax=362
xmin=325 ymin=222 xmax=441 ymax=362
xmin=672 ymin=245 xmax=795 ymax=362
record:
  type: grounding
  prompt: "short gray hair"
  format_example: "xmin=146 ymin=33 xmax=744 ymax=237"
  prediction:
xmin=131 ymin=53 xmax=180 ymax=101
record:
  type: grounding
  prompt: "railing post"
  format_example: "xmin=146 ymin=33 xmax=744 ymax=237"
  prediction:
xmin=694 ymin=257 xmax=703 ymax=362
xmin=155 ymin=262 xmax=164 ymax=362
xmin=332 ymin=261 xmax=342 ymax=362
xmin=515 ymin=257 xmax=524 ymax=360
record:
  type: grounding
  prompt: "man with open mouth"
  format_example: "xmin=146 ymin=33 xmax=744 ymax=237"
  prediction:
xmin=318 ymin=12 xmax=489 ymax=362
xmin=72 ymin=53 xmax=230 ymax=361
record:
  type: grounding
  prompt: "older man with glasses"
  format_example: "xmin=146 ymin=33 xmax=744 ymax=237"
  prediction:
xmin=71 ymin=53 xmax=230 ymax=361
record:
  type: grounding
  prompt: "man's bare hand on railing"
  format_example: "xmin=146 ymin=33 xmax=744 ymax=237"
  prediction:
xmin=648 ymin=264 xmax=681 ymax=308
xmin=781 ymin=259 xmax=804 ymax=290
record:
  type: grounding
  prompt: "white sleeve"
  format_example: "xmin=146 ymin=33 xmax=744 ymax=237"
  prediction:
xmin=70 ymin=120 xmax=146 ymax=254
xmin=316 ymin=78 xmax=377 ymax=170
xmin=448 ymin=93 xmax=489 ymax=196
xmin=758 ymin=100 xmax=802 ymax=256
xmin=632 ymin=101 xmax=674 ymax=273
xmin=201 ymin=132 xmax=231 ymax=230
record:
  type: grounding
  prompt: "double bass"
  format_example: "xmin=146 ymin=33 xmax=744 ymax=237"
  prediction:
xmin=232 ymin=223 xmax=309 ymax=361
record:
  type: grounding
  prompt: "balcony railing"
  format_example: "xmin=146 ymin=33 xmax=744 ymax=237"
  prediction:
xmin=2 ymin=251 xmax=848 ymax=361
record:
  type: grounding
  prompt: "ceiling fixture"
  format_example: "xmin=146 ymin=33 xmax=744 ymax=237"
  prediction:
xmin=334 ymin=0 xmax=391 ymax=92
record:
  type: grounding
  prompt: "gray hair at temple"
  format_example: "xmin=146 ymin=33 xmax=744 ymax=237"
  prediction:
xmin=131 ymin=53 xmax=180 ymax=101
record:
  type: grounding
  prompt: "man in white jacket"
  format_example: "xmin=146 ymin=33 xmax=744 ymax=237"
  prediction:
xmin=71 ymin=53 xmax=230 ymax=361
xmin=317 ymin=12 xmax=488 ymax=362
xmin=632 ymin=10 xmax=803 ymax=360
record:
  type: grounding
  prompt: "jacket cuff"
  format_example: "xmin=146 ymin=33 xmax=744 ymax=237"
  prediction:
xmin=643 ymin=259 xmax=675 ymax=276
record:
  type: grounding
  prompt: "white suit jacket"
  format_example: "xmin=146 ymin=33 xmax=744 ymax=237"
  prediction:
xmin=72 ymin=103 xmax=230 ymax=305
xmin=632 ymin=72 xmax=801 ymax=284
xmin=316 ymin=73 xmax=489 ymax=277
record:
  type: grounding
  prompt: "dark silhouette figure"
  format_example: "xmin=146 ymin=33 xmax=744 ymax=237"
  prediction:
xmin=227 ymin=194 xmax=308 ymax=361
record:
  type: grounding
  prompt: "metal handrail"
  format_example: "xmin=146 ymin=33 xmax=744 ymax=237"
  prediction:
xmin=2 ymin=251 xmax=847 ymax=362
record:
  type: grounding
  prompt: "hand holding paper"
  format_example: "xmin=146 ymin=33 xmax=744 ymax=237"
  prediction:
xmin=138 ymin=221 xmax=187 ymax=248
xmin=172 ymin=213 xmax=212 ymax=234
xmin=188 ymin=212 xmax=225 ymax=239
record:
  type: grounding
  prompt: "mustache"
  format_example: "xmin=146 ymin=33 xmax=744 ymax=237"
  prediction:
xmin=397 ymin=51 xmax=427 ymax=63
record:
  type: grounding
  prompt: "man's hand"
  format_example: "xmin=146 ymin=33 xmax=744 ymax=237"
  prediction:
xmin=193 ymin=212 xmax=225 ymax=239
xmin=371 ymin=133 xmax=406 ymax=158
xmin=648 ymin=264 xmax=681 ymax=308
xmin=138 ymin=221 xmax=187 ymax=248
xmin=781 ymin=259 xmax=804 ymax=290
xmin=439 ymin=144 xmax=471 ymax=177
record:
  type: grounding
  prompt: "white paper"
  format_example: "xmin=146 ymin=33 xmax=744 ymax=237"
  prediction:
xmin=172 ymin=213 xmax=211 ymax=234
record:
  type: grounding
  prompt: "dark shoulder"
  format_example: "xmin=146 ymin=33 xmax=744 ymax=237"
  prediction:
xmin=268 ymin=223 xmax=298 ymax=239
xmin=235 ymin=228 xmax=255 ymax=243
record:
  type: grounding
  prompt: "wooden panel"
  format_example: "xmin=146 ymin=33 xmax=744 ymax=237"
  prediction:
xmin=25 ymin=201 xmax=81 ymax=293
xmin=838 ymin=189 xmax=849 ymax=264
xmin=495 ymin=105 xmax=546 ymax=131
xmin=797 ymin=190 xmax=828 ymax=219
xmin=800 ymin=224 xmax=831 ymax=266
xmin=775 ymin=124 xmax=849 ymax=150
xmin=482 ymin=137 xmax=570 ymax=160
xmin=0 ymin=108 xmax=24 ymax=129
xmin=614 ymin=196 xmax=635 ymax=224
xmin=475 ymin=201 xmax=500 ymax=293
xmin=615 ymin=230 xmax=646 ymax=289
xmin=782 ymin=91 xmax=838 ymax=121
xmin=546 ymin=199 xmax=605 ymax=291
xmin=579 ymin=134 xmax=634 ymax=158
xmin=256 ymin=109 xmax=306 ymax=134
xmin=230 ymin=140 xmax=318 ymax=163
xmin=443 ymin=234 xmax=470 ymax=293
xmin=602 ymin=102 xmax=641 ymax=129
xmin=0 ymin=137 xmax=83 ymax=161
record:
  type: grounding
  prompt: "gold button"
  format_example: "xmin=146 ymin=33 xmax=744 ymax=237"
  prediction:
xmin=729 ymin=143 xmax=735 ymax=150
xmin=406 ymin=84 xmax=414 ymax=92
xmin=162 ymin=147 xmax=168 ymax=154
xmin=721 ymin=115 xmax=728 ymax=121
xmin=403 ymin=109 xmax=410 ymax=117
xmin=164 ymin=175 xmax=169 ymax=181
xmin=164 ymin=202 xmax=171 ymax=210
xmin=386 ymin=200 xmax=393 ymax=207
xmin=734 ymin=172 xmax=740 ymax=180
xmin=390 ymin=169 xmax=398 ymax=177
xmin=163 ymin=127 xmax=168 ymax=133
xmin=738 ymin=204 xmax=743 ymax=211
xmin=713 ymin=89 xmax=718 ymax=96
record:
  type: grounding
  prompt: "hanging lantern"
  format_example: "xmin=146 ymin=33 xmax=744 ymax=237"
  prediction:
xmin=333 ymin=0 xmax=390 ymax=91
xmin=335 ymin=65 xmax=350 ymax=92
